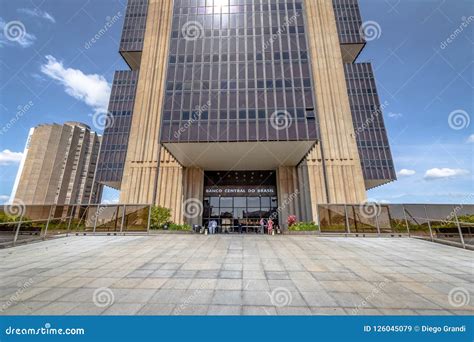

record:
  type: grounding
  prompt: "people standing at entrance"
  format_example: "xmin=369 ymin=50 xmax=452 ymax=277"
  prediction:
xmin=212 ymin=220 xmax=218 ymax=234
xmin=267 ymin=218 xmax=274 ymax=235
xmin=208 ymin=220 xmax=217 ymax=234
xmin=238 ymin=221 xmax=243 ymax=234
xmin=259 ymin=218 xmax=266 ymax=234
xmin=207 ymin=220 xmax=213 ymax=234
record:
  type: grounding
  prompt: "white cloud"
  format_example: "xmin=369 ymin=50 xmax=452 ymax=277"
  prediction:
xmin=0 ymin=149 xmax=23 ymax=165
xmin=467 ymin=134 xmax=474 ymax=143
xmin=40 ymin=55 xmax=111 ymax=114
xmin=397 ymin=169 xmax=416 ymax=177
xmin=102 ymin=198 xmax=119 ymax=205
xmin=0 ymin=195 xmax=10 ymax=204
xmin=388 ymin=112 xmax=403 ymax=119
xmin=18 ymin=8 xmax=56 ymax=23
xmin=0 ymin=17 xmax=36 ymax=48
xmin=424 ymin=168 xmax=470 ymax=180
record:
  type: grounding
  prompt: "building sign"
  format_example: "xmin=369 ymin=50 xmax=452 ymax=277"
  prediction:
xmin=204 ymin=186 xmax=277 ymax=197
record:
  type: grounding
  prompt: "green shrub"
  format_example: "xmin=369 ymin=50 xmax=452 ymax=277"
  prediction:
xmin=150 ymin=206 xmax=172 ymax=230
xmin=289 ymin=222 xmax=319 ymax=231
xmin=168 ymin=223 xmax=192 ymax=231
xmin=0 ymin=212 xmax=14 ymax=223
xmin=458 ymin=214 xmax=474 ymax=224
xmin=149 ymin=206 xmax=191 ymax=231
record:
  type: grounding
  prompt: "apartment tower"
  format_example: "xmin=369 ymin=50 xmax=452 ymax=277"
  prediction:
xmin=11 ymin=122 xmax=103 ymax=205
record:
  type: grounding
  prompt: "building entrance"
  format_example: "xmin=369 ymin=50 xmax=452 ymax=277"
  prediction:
xmin=203 ymin=171 xmax=279 ymax=233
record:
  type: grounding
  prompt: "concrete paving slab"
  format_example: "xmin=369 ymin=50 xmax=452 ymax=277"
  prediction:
xmin=0 ymin=235 xmax=471 ymax=316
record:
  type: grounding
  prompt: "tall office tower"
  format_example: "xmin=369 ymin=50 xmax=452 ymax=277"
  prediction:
xmin=11 ymin=122 xmax=103 ymax=205
xmin=96 ymin=0 xmax=395 ymax=227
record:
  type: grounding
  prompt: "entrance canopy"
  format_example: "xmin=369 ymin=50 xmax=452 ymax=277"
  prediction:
xmin=163 ymin=141 xmax=316 ymax=170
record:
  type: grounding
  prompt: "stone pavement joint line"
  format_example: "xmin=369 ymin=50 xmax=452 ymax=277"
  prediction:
xmin=0 ymin=236 xmax=472 ymax=316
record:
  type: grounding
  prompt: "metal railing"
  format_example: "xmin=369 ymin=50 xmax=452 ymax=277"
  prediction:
xmin=317 ymin=204 xmax=474 ymax=249
xmin=0 ymin=204 xmax=151 ymax=247
xmin=1 ymin=203 xmax=473 ymax=249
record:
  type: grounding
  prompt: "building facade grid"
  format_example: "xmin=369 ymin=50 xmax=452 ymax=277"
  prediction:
xmin=332 ymin=0 xmax=365 ymax=45
xmin=161 ymin=0 xmax=319 ymax=143
xmin=95 ymin=70 xmax=138 ymax=189
xmin=344 ymin=62 xmax=396 ymax=185
xmin=120 ymin=0 xmax=149 ymax=53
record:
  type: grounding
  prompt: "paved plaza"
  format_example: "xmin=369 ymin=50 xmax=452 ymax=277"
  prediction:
xmin=0 ymin=235 xmax=472 ymax=315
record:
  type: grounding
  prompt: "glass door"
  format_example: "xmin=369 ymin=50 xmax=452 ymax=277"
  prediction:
xmin=203 ymin=195 xmax=279 ymax=233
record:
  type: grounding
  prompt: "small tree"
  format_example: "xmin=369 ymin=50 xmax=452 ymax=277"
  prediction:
xmin=150 ymin=206 xmax=172 ymax=230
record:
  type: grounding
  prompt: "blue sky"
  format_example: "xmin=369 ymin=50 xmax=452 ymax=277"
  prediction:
xmin=0 ymin=0 xmax=473 ymax=205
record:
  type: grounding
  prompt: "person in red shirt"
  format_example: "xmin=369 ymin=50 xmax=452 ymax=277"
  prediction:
xmin=267 ymin=218 xmax=274 ymax=235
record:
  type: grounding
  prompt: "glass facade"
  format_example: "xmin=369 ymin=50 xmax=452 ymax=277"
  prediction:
xmin=317 ymin=204 xmax=474 ymax=249
xmin=333 ymin=0 xmax=365 ymax=44
xmin=94 ymin=0 xmax=397 ymax=199
xmin=344 ymin=62 xmax=396 ymax=185
xmin=160 ymin=0 xmax=318 ymax=143
xmin=2 ymin=204 xmax=472 ymax=248
xmin=119 ymin=0 xmax=149 ymax=53
xmin=96 ymin=70 xmax=138 ymax=188
xmin=203 ymin=171 xmax=279 ymax=231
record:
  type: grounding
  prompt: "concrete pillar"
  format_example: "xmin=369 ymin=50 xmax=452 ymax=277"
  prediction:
xmin=182 ymin=167 xmax=204 ymax=226
xmin=277 ymin=166 xmax=304 ymax=230
xmin=156 ymin=148 xmax=184 ymax=224
xmin=303 ymin=0 xmax=367 ymax=206
xmin=120 ymin=0 xmax=174 ymax=204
